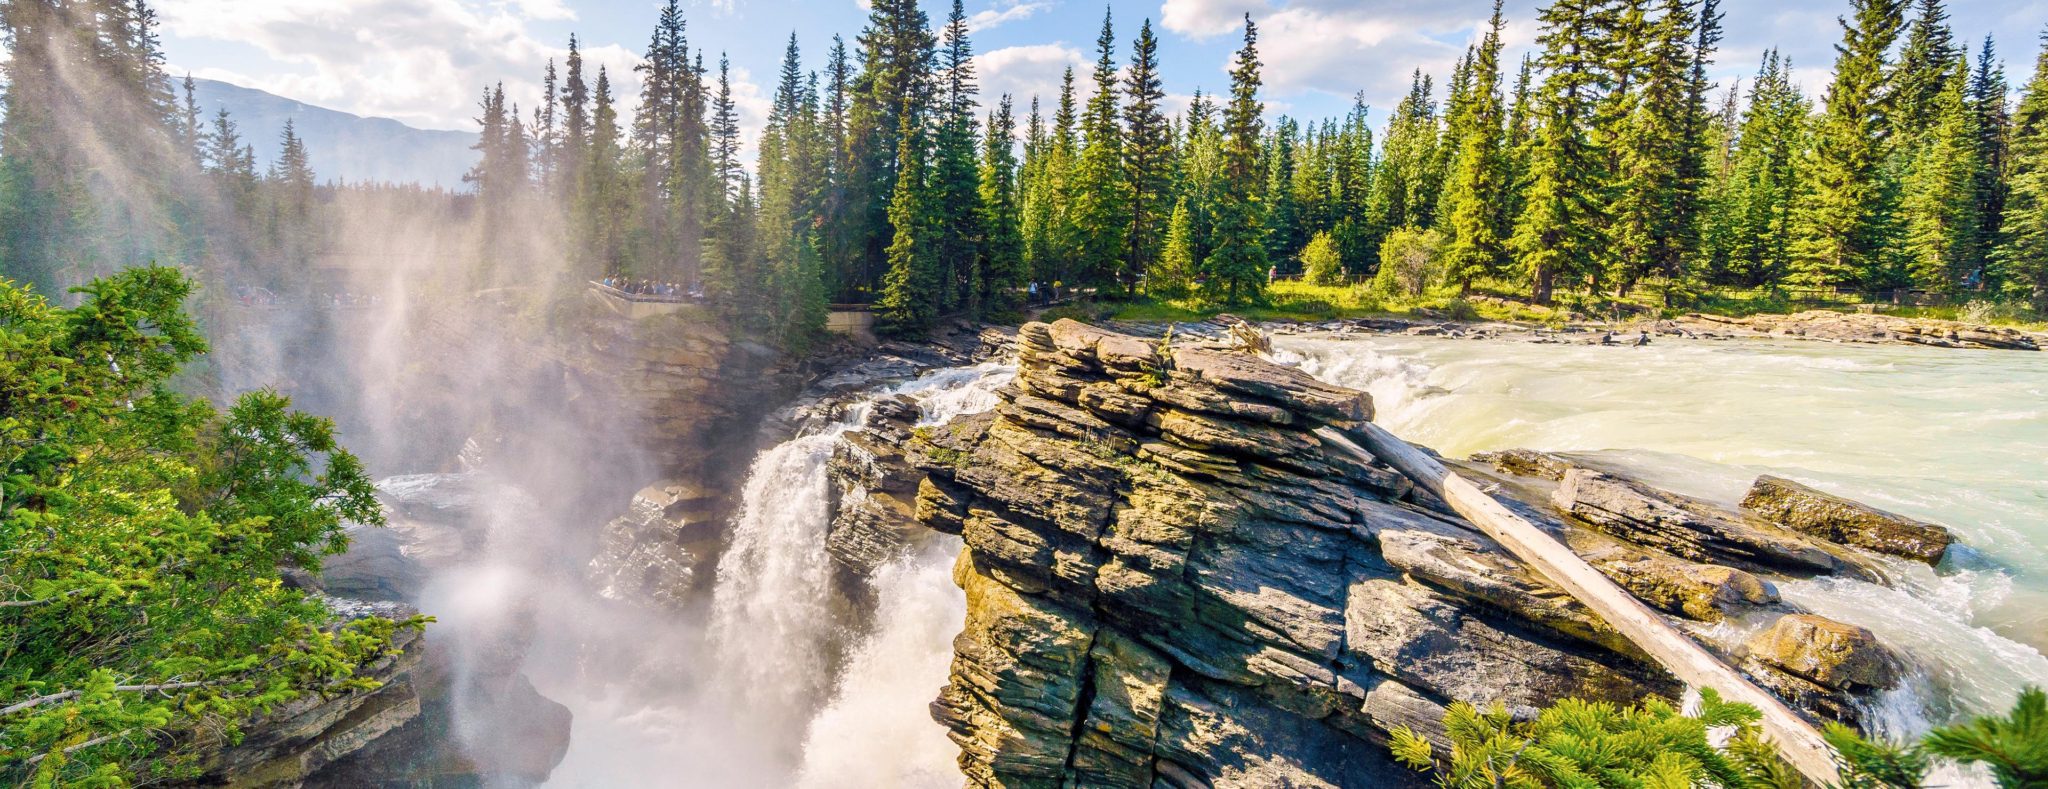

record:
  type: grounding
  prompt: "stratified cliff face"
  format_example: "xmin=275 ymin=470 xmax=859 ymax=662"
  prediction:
xmin=906 ymin=320 xmax=1901 ymax=788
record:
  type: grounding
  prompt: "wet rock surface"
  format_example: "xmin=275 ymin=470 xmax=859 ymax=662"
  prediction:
xmin=908 ymin=320 xmax=1912 ymax=788
xmin=1743 ymin=475 xmax=1954 ymax=564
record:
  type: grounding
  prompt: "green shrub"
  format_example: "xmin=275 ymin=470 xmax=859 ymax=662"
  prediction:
xmin=1301 ymin=231 xmax=1345 ymax=287
xmin=1375 ymin=227 xmax=1445 ymax=298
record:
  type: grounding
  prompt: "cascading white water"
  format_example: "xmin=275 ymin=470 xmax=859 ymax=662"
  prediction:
xmin=681 ymin=362 xmax=1014 ymax=783
xmin=792 ymin=539 xmax=968 ymax=788
xmin=707 ymin=425 xmax=868 ymax=738
xmin=1276 ymin=332 xmax=2048 ymax=750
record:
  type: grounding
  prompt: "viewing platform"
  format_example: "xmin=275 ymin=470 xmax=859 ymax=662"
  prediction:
xmin=590 ymin=280 xmax=697 ymax=319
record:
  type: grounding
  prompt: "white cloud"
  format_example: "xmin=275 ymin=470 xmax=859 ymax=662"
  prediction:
xmin=501 ymin=0 xmax=575 ymax=21
xmin=968 ymin=0 xmax=1053 ymax=33
xmin=156 ymin=0 xmax=635 ymax=131
xmin=1160 ymin=0 xmax=1267 ymax=40
xmin=1163 ymin=0 xmax=1540 ymax=119
xmin=972 ymin=42 xmax=1087 ymax=109
xmin=1160 ymin=0 xmax=1480 ymax=115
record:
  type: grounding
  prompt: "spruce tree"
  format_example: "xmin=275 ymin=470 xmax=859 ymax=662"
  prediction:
xmin=1609 ymin=0 xmax=1701 ymax=296
xmin=1900 ymin=65 xmax=1980 ymax=292
xmin=822 ymin=35 xmax=859 ymax=299
xmin=757 ymin=33 xmax=828 ymax=349
xmin=932 ymin=0 xmax=983 ymax=315
xmin=845 ymin=0 xmax=936 ymax=299
xmin=1124 ymin=19 xmax=1173 ymax=294
xmin=1441 ymin=0 xmax=1511 ymax=291
xmin=1264 ymin=118 xmax=1304 ymax=267
xmin=1368 ymin=72 xmax=1442 ymax=253
xmin=578 ymin=67 xmax=633 ymax=278
xmin=1992 ymin=35 xmax=2048 ymax=308
xmin=1721 ymin=52 xmax=1811 ymax=286
xmin=1203 ymin=15 xmax=1270 ymax=304
xmin=711 ymin=55 xmax=741 ymax=202
xmin=1511 ymin=0 xmax=1613 ymax=303
xmin=560 ymin=35 xmax=591 ymax=199
xmin=1072 ymin=9 xmax=1132 ymax=292
xmin=1157 ymin=196 xmax=1199 ymax=296
xmin=1893 ymin=0 xmax=1963 ymax=141
xmin=878 ymin=111 xmax=941 ymax=330
xmin=1967 ymin=35 xmax=2011 ymax=279
xmin=1790 ymin=0 xmax=1907 ymax=289
xmin=980 ymin=95 xmax=1025 ymax=313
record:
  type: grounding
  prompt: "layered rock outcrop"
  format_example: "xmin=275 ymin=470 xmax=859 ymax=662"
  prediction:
xmin=907 ymin=320 xmax=1913 ymax=788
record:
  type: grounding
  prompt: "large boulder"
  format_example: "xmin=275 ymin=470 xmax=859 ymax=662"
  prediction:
xmin=1742 ymin=475 xmax=1953 ymax=565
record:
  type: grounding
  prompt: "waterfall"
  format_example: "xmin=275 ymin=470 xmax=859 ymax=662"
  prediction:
xmin=793 ymin=538 xmax=968 ymax=788
xmin=707 ymin=426 xmax=866 ymax=738
xmin=686 ymin=362 xmax=1013 ymax=781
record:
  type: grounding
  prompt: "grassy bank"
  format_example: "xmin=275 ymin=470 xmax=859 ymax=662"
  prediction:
xmin=1041 ymin=280 xmax=2048 ymax=331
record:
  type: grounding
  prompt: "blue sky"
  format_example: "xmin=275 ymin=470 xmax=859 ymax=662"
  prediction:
xmin=152 ymin=0 xmax=2048 ymax=150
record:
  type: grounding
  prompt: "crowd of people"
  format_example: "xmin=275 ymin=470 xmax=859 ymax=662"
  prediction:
xmin=599 ymin=276 xmax=701 ymax=301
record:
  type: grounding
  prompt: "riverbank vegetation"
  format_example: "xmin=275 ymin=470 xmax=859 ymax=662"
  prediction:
xmin=0 ymin=268 xmax=423 ymax=785
xmin=1391 ymin=687 xmax=2048 ymax=789
xmin=8 ymin=0 xmax=2048 ymax=343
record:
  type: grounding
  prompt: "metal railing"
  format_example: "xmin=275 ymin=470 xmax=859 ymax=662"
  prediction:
xmin=590 ymin=280 xmax=698 ymax=304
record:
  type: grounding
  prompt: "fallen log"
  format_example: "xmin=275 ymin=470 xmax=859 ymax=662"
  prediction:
xmin=1317 ymin=422 xmax=1842 ymax=786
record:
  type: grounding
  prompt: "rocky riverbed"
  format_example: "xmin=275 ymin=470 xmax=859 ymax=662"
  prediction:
xmin=1118 ymin=308 xmax=2045 ymax=352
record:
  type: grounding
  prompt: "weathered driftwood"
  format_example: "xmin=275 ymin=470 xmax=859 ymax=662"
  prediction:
xmin=1320 ymin=422 xmax=1842 ymax=786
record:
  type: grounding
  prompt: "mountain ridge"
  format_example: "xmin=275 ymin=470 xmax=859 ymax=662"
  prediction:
xmin=192 ymin=79 xmax=478 ymax=189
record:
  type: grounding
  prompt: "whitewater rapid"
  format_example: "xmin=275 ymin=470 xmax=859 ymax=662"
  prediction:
xmin=1276 ymin=332 xmax=2048 ymax=737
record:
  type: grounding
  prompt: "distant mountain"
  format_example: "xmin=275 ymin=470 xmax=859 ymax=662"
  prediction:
xmin=191 ymin=79 xmax=478 ymax=189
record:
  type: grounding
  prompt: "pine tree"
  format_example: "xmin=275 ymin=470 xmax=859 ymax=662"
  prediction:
xmin=979 ymin=95 xmax=1025 ymax=314
xmin=1992 ymin=35 xmax=2048 ymax=308
xmin=1157 ymin=196 xmax=1199 ymax=296
xmin=878 ymin=111 xmax=941 ymax=330
xmin=1072 ymin=8 xmax=1132 ymax=292
xmin=1893 ymin=0 xmax=1962 ymax=141
xmin=1791 ymin=0 xmax=1907 ymax=289
xmin=1511 ymin=0 xmax=1613 ymax=303
xmin=845 ymin=0 xmax=937 ymax=299
xmin=931 ymin=0 xmax=983 ymax=315
xmin=1441 ymin=0 xmax=1512 ymax=291
xmin=1967 ymin=35 xmax=2011 ymax=279
xmin=1609 ymin=0 xmax=1702 ymax=296
xmin=1203 ymin=15 xmax=1270 ymax=304
xmin=1124 ymin=19 xmax=1172 ymax=295
xmin=560 ymin=34 xmax=591 ymax=198
xmin=1900 ymin=64 xmax=1980 ymax=291
xmin=1720 ymin=52 xmax=1811 ymax=287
